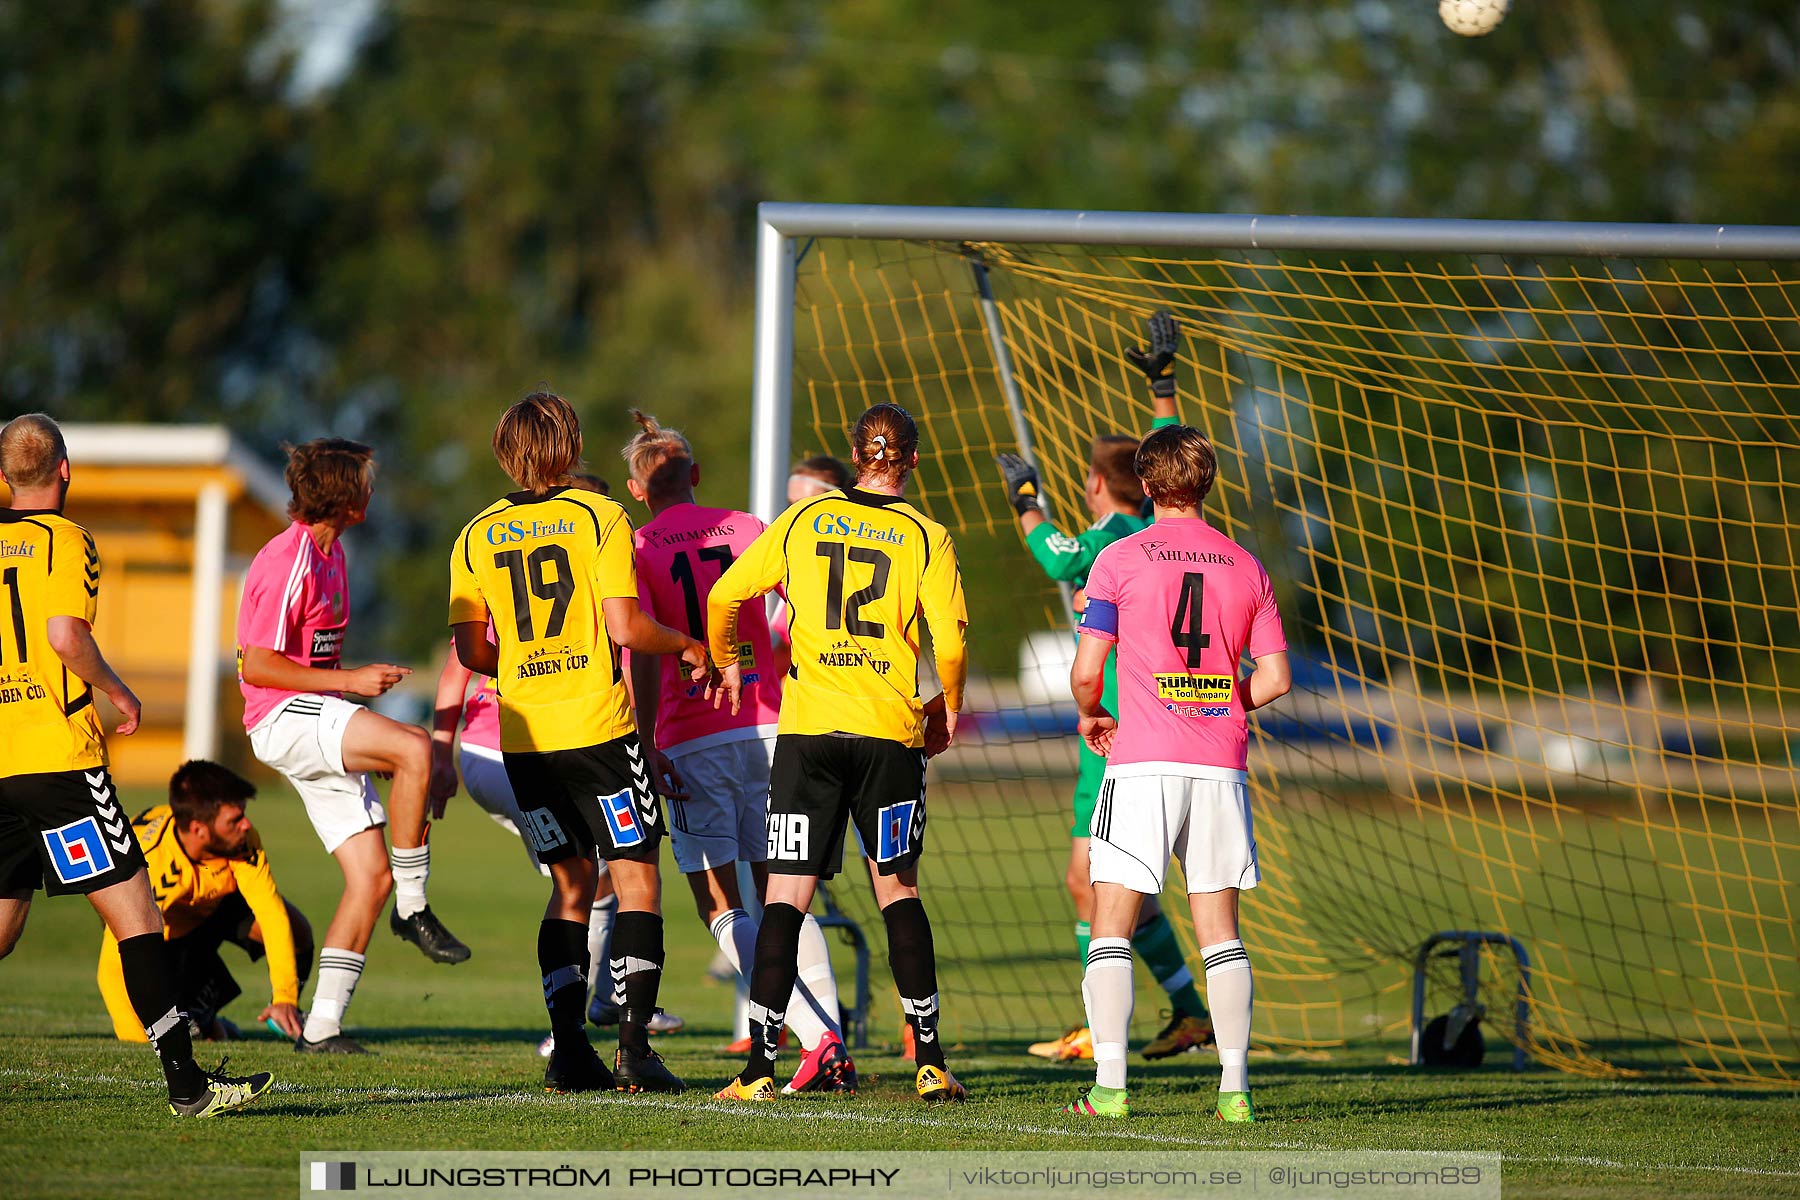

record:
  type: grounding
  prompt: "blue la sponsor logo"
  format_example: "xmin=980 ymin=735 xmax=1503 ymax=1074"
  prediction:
xmin=875 ymin=798 xmax=919 ymax=862
xmin=810 ymin=512 xmax=906 ymax=545
xmin=485 ymin=517 xmax=579 ymax=545
xmin=42 ymin=816 xmax=113 ymax=884
xmin=597 ymin=787 xmax=644 ymax=848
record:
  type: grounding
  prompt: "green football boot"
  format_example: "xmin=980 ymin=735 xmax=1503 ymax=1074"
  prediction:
xmin=1214 ymin=1090 xmax=1254 ymax=1123
xmin=169 ymin=1060 xmax=275 ymax=1118
xmin=1062 ymin=1084 xmax=1130 ymax=1119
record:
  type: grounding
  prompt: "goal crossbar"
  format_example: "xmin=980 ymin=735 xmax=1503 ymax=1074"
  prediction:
xmin=750 ymin=203 xmax=1800 ymax=521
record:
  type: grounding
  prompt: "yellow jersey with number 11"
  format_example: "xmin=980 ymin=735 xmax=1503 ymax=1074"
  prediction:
xmin=448 ymin=487 xmax=638 ymax=754
xmin=0 ymin=508 xmax=106 ymax=776
xmin=707 ymin=488 xmax=967 ymax=748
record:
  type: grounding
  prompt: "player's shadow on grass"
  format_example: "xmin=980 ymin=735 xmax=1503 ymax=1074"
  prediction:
xmin=347 ymin=1026 xmax=555 ymax=1045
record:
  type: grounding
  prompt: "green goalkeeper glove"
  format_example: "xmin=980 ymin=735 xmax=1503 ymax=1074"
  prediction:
xmin=1124 ymin=309 xmax=1181 ymax=398
xmin=996 ymin=453 xmax=1043 ymax=516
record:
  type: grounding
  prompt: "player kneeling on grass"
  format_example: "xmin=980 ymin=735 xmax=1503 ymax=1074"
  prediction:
xmin=450 ymin=392 xmax=713 ymax=1096
xmin=98 ymin=761 xmax=311 ymax=1046
xmin=1064 ymin=424 xmax=1289 ymax=1123
xmin=0 ymin=413 xmax=270 ymax=1118
xmin=621 ymin=412 xmax=854 ymax=1095
xmin=707 ymin=403 xmax=969 ymax=1105
xmin=238 ymin=439 xmax=469 ymax=1057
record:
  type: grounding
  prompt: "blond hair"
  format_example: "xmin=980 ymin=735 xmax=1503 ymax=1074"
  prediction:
xmin=0 ymin=413 xmax=67 ymax=492
xmin=1135 ymin=424 xmax=1217 ymax=510
xmin=620 ymin=410 xmax=693 ymax=501
xmin=850 ymin=403 xmax=919 ymax=487
xmin=494 ymin=391 xmax=583 ymax=492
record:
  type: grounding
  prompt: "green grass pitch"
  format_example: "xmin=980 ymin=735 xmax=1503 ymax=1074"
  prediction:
xmin=1 ymin=785 xmax=1795 ymax=1199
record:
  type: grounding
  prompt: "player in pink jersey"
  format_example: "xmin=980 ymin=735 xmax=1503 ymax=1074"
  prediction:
xmin=1065 ymin=424 xmax=1290 ymax=1123
xmin=621 ymin=411 xmax=855 ymax=1096
xmin=237 ymin=439 xmax=469 ymax=1055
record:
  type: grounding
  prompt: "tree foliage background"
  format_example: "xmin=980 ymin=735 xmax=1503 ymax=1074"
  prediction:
xmin=3 ymin=0 xmax=1798 ymax=659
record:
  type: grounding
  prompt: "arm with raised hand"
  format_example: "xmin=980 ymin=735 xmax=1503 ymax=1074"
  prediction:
xmin=1125 ymin=309 xmax=1183 ymax=427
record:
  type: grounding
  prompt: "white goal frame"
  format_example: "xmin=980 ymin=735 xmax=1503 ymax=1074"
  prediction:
xmin=746 ymin=201 xmax=1800 ymax=522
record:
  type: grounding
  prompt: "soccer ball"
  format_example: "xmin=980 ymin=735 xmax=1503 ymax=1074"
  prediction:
xmin=1439 ymin=0 xmax=1509 ymax=37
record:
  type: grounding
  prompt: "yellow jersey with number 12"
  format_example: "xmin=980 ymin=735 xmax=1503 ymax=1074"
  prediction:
xmin=448 ymin=487 xmax=638 ymax=754
xmin=707 ymin=488 xmax=967 ymax=748
xmin=0 ymin=508 xmax=106 ymax=776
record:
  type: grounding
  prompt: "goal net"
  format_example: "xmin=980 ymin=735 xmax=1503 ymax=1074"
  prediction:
xmin=759 ymin=207 xmax=1800 ymax=1086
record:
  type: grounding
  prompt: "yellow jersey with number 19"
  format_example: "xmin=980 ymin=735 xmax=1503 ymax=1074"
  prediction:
xmin=448 ymin=487 xmax=638 ymax=754
xmin=707 ymin=487 xmax=967 ymax=748
xmin=0 ymin=508 xmax=106 ymax=776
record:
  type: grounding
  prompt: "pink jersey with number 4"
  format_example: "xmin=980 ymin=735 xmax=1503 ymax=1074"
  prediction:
xmin=633 ymin=503 xmax=781 ymax=755
xmin=236 ymin=522 xmax=351 ymax=729
xmin=1079 ymin=516 xmax=1286 ymax=774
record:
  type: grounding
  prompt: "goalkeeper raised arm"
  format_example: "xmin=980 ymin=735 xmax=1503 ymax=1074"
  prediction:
xmin=994 ymin=310 xmax=1216 ymax=1064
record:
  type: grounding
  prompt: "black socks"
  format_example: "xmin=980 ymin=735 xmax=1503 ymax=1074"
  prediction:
xmin=883 ymin=897 xmax=945 ymax=1070
xmin=118 ymin=932 xmax=206 ymax=1101
xmin=741 ymin=902 xmax=805 ymax=1081
xmin=610 ymin=910 xmax=665 ymax=1054
xmin=538 ymin=918 xmax=590 ymax=1046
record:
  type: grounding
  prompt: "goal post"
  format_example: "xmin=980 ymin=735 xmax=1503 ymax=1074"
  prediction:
xmin=748 ymin=202 xmax=1800 ymax=1086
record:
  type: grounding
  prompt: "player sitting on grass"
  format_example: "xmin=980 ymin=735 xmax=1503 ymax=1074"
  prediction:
xmin=98 ymin=761 xmax=311 ymax=1045
xmin=238 ymin=438 xmax=468 ymax=1057
xmin=1064 ymin=424 xmax=1290 ymax=1122
xmin=450 ymin=392 xmax=712 ymax=1095
xmin=996 ymin=311 xmax=1214 ymax=1064
xmin=621 ymin=411 xmax=855 ymax=1095
xmin=0 ymin=413 xmax=271 ymax=1118
xmin=708 ymin=402 xmax=968 ymax=1105
xmin=429 ymin=472 xmax=683 ymax=1058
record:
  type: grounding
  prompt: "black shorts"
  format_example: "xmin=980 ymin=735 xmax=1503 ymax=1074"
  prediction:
xmin=169 ymin=894 xmax=313 ymax=1021
xmin=0 ymin=767 xmax=145 ymax=897
xmin=767 ymin=734 xmax=926 ymax=880
xmin=503 ymin=733 xmax=663 ymax=865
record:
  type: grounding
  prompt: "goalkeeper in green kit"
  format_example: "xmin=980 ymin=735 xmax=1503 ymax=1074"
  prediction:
xmin=996 ymin=311 xmax=1215 ymax=1062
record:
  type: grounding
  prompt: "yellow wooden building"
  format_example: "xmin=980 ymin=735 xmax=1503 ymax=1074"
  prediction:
xmin=0 ymin=425 xmax=289 ymax=785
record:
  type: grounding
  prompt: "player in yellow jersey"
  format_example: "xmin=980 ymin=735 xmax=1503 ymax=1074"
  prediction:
xmin=449 ymin=392 xmax=713 ymax=1096
xmin=707 ymin=403 xmax=970 ymax=1104
xmin=0 ymin=413 xmax=271 ymax=1118
xmin=97 ymin=761 xmax=311 ymax=1044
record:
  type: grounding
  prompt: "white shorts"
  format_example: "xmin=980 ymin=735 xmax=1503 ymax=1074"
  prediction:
xmin=249 ymin=695 xmax=385 ymax=854
xmin=1088 ymin=771 xmax=1259 ymax=896
xmin=666 ymin=736 xmax=775 ymax=874
xmin=459 ymin=747 xmax=548 ymax=877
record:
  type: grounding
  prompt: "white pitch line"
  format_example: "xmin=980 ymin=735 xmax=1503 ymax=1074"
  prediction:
xmin=2 ymin=1067 xmax=1796 ymax=1180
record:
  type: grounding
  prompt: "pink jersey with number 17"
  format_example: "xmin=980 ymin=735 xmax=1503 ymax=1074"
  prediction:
xmin=1078 ymin=517 xmax=1286 ymax=775
xmin=633 ymin=502 xmax=781 ymax=756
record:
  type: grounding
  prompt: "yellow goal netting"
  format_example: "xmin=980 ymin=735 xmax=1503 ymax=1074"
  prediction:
xmin=786 ymin=231 xmax=1800 ymax=1086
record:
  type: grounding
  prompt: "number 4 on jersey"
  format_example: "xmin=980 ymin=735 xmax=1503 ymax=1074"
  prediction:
xmin=1170 ymin=571 xmax=1211 ymax=668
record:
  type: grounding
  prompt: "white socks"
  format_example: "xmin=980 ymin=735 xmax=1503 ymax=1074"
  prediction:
xmin=1082 ymin=936 xmax=1134 ymax=1090
xmin=709 ymin=908 xmax=844 ymax=1050
xmin=303 ymin=948 xmax=366 ymax=1042
xmin=1202 ymin=938 xmax=1253 ymax=1093
xmin=390 ymin=845 xmax=430 ymax=919
xmin=587 ymin=893 xmax=618 ymax=994
xmin=793 ymin=913 xmax=843 ymax=1041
